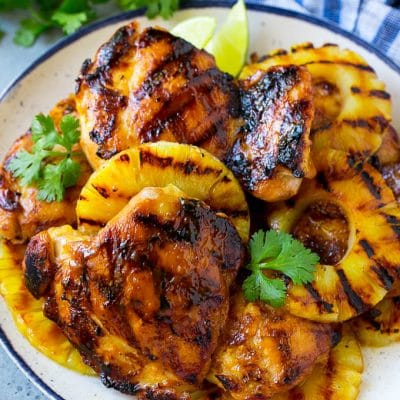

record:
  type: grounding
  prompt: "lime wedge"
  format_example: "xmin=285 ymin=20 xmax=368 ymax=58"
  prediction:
xmin=205 ymin=0 xmax=248 ymax=76
xmin=170 ymin=16 xmax=217 ymax=49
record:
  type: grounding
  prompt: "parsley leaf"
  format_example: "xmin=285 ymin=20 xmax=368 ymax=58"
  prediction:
xmin=7 ymin=113 xmax=82 ymax=202
xmin=243 ymin=230 xmax=319 ymax=307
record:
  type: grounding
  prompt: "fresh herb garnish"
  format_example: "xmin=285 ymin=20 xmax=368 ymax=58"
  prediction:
xmin=0 ymin=1 xmax=181 ymax=47
xmin=7 ymin=113 xmax=82 ymax=202
xmin=243 ymin=230 xmax=319 ymax=307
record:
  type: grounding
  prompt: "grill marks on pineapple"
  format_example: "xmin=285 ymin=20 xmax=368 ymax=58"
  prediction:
xmin=270 ymin=156 xmax=400 ymax=321
xmin=303 ymin=59 xmax=374 ymax=72
xmin=77 ymin=143 xmax=250 ymax=242
xmin=337 ymin=269 xmax=369 ymax=315
xmin=138 ymin=148 xmax=223 ymax=177
xmin=382 ymin=213 xmax=400 ymax=239
xmin=352 ymin=296 xmax=400 ymax=346
xmin=360 ymin=170 xmax=382 ymax=199
xmin=304 ymin=283 xmax=334 ymax=313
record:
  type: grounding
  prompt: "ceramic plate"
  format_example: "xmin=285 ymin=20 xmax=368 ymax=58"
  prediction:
xmin=1 ymin=1 xmax=400 ymax=399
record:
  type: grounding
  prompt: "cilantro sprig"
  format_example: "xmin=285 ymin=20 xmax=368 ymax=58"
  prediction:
xmin=7 ymin=113 xmax=82 ymax=202
xmin=0 ymin=1 xmax=181 ymax=47
xmin=243 ymin=230 xmax=319 ymax=307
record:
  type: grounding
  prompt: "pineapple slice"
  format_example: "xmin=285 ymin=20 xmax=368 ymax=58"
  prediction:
xmin=268 ymin=150 xmax=400 ymax=322
xmin=0 ymin=240 xmax=94 ymax=375
xmin=77 ymin=141 xmax=250 ymax=242
xmin=242 ymin=43 xmax=391 ymax=171
xmin=273 ymin=326 xmax=363 ymax=400
xmin=351 ymin=295 xmax=400 ymax=346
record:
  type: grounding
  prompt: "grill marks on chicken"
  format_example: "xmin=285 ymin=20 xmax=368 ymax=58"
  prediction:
xmin=242 ymin=43 xmax=392 ymax=173
xmin=226 ymin=65 xmax=315 ymax=202
xmin=0 ymin=97 xmax=91 ymax=243
xmin=76 ymin=22 xmax=242 ymax=169
xmin=24 ymin=186 xmax=245 ymax=398
xmin=207 ymin=293 xmax=336 ymax=400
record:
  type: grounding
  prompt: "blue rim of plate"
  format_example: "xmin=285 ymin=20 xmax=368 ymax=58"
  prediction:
xmin=0 ymin=1 xmax=399 ymax=399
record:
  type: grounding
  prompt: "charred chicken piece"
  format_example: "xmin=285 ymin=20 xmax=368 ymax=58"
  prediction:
xmin=24 ymin=185 xmax=245 ymax=399
xmin=226 ymin=65 xmax=315 ymax=202
xmin=0 ymin=97 xmax=91 ymax=243
xmin=76 ymin=22 xmax=242 ymax=169
xmin=243 ymin=43 xmax=392 ymax=172
xmin=207 ymin=293 xmax=337 ymax=400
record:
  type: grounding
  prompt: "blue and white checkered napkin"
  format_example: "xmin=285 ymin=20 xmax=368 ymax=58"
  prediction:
xmin=245 ymin=0 xmax=400 ymax=66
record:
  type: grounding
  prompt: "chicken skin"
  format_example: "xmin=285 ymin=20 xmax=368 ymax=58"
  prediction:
xmin=23 ymin=185 xmax=245 ymax=399
xmin=76 ymin=22 xmax=242 ymax=169
xmin=226 ymin=65 xmax=315 ymax=202
xmin=207 ymin=293 xmax=337 ymax=400
xmin=0 ymin=97 xmax=91 ymax=243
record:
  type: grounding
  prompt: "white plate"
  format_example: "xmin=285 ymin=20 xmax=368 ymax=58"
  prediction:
xmin=1 ymin=1 xmax=400 ymax=399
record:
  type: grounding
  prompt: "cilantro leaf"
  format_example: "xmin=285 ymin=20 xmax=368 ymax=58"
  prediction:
xmin=31 ymin=114 xmax=59 ymax=148
xmin=7 ymin=113 xmax=82 ymax=202
xmin=0 ymin=0 xmax=29 ymax=11
xmin=243 ymin=230 xmax=319 ymax=307
xmin=7 ymin=149 xmax=44 ymax=186
xmin=243 ymin=271 xmax=286 ymax=307
xmin=38 ymin=163 xmax=64 ymax=202
xmin=51 ymin=10 xmax=89 ymax=35
xmin=61 ymin=157 xmax=81 ymax=187
xmin=118 ymin=0 xmax=180 ymax=19
xmin=59 ymin=114 xmax=81 ymax=151
xmin=4 ymin=1 xmax=182 ymax=47
xmin=14 ymin=17 xmax=51 ymax=47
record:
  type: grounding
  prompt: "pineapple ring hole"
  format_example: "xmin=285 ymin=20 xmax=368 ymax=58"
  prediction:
xmin=312 ymin=78 xmax=342 ymax=131
xmin=291 ymin=200 xmax=349 ymax=265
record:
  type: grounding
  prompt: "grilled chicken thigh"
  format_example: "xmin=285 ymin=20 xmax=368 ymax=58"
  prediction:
xmin=207 ymin=293 xmax=337 ymax=400
xmin=0 ymin=97 xmax=91 ymax=243
xmin=76 ymin=22 xmax=242 ymax=169
xmin=24 ymin=185 xmax=245 ymax=398
xmin=226 ymin=65 xmax=315 ymax=202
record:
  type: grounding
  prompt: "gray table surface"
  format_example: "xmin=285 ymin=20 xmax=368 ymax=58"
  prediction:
xmin=0 ymin=7 xmax=119 ymax=400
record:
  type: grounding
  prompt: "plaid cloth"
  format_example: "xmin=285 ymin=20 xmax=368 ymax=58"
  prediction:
xmin=245 ymin=0 xmax=400 ymax=65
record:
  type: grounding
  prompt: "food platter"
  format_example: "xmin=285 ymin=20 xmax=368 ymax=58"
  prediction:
xmin=1 ymin=1 xmax=400 ymax=399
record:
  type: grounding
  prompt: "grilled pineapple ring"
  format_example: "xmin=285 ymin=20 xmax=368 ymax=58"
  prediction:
xmin=242 ymin=43 xmax=391 ymax=171
xmin=77 ymin=141 xmax=250 ymax=242
xmin=272 ymin=326 xmax=363 ymax=400
xmin=351 ymin=295 xmax=400 ymax=346
xmin=0 ymin=240 xmax=94 ymax=374
xmin=269 ymin=152 xmax=400 ymax=322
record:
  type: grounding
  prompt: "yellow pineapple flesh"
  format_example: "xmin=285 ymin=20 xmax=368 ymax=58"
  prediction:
xmin=241 ymin=43 xmax=391 ymax=171
xmin=0 ymin=240 xmax=94 ymax=375
xmin=268 ymin=150 xmax=400 ymax=322
xmin=351 ymin=295 xmax=400 ymax=346
xmin=77 ymin=141 xmax=250 ymax=242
